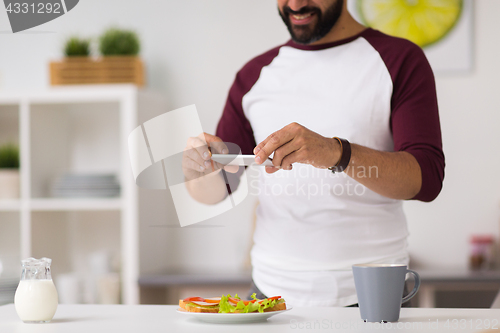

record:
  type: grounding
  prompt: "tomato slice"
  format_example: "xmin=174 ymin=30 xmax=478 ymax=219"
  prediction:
xmin=228 ymin=297 xmax=241 ymax=304
xmin=267 ymin=296 xmax=281 ymax=301
xmin=241 ymin=299 xmax=257 ymax=305
xmin=184 ymin=295 xmax=281 ymax=306
xmin=228 ymin=297 xmax=257 ymax=305
xmin=183 ymin=296 xmax=205 ymax=303
xmin=256 ymin=296 xmax=281 ymax=304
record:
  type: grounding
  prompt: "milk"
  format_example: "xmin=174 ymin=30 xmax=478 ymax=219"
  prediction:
xmin=15 ymin=279 xmax=58 ymax=322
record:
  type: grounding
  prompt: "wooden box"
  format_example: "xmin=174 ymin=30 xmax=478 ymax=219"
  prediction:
xmin=50 ymin=57 xmax=145 ymax=86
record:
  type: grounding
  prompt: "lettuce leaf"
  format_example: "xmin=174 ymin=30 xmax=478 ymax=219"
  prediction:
xmin=218 ymin=294 xmax=235 ymax=313
xmin=218 ymin=293 xmax=283 ymax=313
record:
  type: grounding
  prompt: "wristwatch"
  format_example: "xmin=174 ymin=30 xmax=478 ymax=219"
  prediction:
xmin=328 ymin=137 xmax=351 ymax=173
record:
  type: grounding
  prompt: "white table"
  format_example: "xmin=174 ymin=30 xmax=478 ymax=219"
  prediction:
xmin=0 ymin=304 xmax=499 ymax=333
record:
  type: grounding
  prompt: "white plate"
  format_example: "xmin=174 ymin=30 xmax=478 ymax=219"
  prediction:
xmin=177 ymin=307 xmax=292 ymax=324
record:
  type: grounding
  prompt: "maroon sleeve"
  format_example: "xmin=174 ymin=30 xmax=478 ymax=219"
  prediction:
xmin=363 ymin=29 xmax=445 ymax=202
xmin=215 ymin=46 xmax=282 ymax=191
xmin=216 ymin=72 xmax=257 ymax=156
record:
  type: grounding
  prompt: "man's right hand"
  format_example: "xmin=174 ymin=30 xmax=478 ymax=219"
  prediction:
xmin=182 ymin=133 xmax=238 ymax=182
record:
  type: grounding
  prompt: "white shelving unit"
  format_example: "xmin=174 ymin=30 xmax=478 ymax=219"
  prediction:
xmin=0 ymin=84 xmax=162 ymax=305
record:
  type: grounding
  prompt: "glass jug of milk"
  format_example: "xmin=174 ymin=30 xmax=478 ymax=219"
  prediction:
xmin=14 ymin=257 xmax=58 ymax=323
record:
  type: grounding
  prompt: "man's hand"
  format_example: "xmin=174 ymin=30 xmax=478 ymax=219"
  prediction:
xmin=253 ymin=122 xmax=341 ymax=173
xmin=183 ymin=133 xmax=238 ymax=181
xmin=254 ymin=123 xmax=423 ymax=200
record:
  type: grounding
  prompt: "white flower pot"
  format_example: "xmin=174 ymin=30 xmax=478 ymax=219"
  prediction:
xmin=0 ymin=169 xmax=20 ymax=199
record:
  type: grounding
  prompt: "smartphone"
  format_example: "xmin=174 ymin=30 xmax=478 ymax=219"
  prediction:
xmin=211 ymin=154 xmax=274 ymax=167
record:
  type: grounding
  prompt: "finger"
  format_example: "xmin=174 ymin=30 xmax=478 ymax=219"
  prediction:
xmin=253 ymin=135 xmax=271 ymax=155
xmin=196 ymin=133 xmax=238 ymax=168
xmin=280 ymin=149 xmax=303 ymax=170
xmin=254 ymin=123 xmax=301 ymax=154
xmin=265 ymin=166 xmax=280 ymax=174
xmin=197 ymin=133 xmax=232 ymax=160
xmin=185 ymin=146 xmax=212 ymax=169
xmin=199 ymin=132 xmax=224 ymax=146
xmin=213 ymin=161 xmax=239 ymax=173
xmin=223 ymin=164 xmax=239 ymax=173
xmin=271 ymin=137 xmax=301 ymax=167
xmin=183 ymin=155 xmax=207 ymax=173
xmin=255 ymin=129 xmax=295 ymax=164
xmin=253 ymin=125 xmax=291 ymax=154
xmin=190 ymin=137 xmax=212 ymax=161
xmin=253 ymin=130 xmax=286 ymax=156
xmin=210 ymin=141 xmax=229 ymax=154
xmin=212 ymin=159 xmax=240 ymax=174
xmin=189 ymin=135 xmax=208 ymax=148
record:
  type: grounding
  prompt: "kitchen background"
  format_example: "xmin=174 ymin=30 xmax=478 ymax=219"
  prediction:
xmin=0 ymin=0 xmax=499 ymax=307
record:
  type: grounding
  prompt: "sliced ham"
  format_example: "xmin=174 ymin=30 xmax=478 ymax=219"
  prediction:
xmin=204 ymin=297 xmax=221 ymax=302
xmin=189 ymin=297 xmax=221 ymax=306
xmin=189 ymin=301 xmax=218 ymax=306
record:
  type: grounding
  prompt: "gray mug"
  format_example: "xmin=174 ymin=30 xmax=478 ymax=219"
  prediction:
xmin=352 ymin=264 xmax=420 ymax=323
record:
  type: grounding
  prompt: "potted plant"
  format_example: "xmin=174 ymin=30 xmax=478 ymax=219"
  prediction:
xmin=0 ymin=143 xmax=20 ymax=199
xmin=99 ymin=28 xmax=140 ymax=56
xmin=50 ymin=28 xmax=144 ymax=86
xmin=64 ymin=36 xmax=91 ymax=57
xmin=97 ymin=27 xmax=144 ymax=85
xmin=50 ymin=36 xmax=93 ymax=85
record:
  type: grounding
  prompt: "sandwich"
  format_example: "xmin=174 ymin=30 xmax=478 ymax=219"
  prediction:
xmin=178 ymin=293 xmax=286 ymax=313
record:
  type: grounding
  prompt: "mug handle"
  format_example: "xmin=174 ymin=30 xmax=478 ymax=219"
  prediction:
xmin=402 ymin=269 xmax=420 ymax=304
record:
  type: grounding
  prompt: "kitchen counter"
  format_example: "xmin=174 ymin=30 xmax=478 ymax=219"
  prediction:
xmin=1 ymin=304 xmax=499 ymax=333
xmin=416 ymin=269 xmax=500 ymax=308
xmin=419 ymin=269 xmax=500 ymax=284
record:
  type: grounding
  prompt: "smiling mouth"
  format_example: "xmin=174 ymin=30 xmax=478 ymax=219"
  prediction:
xmin=290 ymin=11 xmax=315 ymax=25
xmin=293 ymin=12 xmax=313 ymax=20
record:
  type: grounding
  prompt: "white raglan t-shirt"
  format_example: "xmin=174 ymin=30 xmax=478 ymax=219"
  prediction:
xmin=216 ymin=28 xmax=444 ymax=307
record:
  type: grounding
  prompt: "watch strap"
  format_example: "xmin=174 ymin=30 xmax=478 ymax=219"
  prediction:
xmin=328 ymin=137 xmax=351 ymax=173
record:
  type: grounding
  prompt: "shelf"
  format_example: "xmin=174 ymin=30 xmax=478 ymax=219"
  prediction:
xmin=0 ymin=84 xmax=137 ymax=105
xmin=0 ymin=200 xmax=21 ymax=211
xmin=0 ymin=85 xmax=167 ymax=305
xmin=0 ymin=199 xmax=123 ymax=211
xmin=29 ymin=198 xmax=122 ymax=211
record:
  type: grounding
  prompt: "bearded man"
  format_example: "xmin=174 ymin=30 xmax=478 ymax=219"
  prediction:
xmin=183 ymin=0 xmax=444 ymax=307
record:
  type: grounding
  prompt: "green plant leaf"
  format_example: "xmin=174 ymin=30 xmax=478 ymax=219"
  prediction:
xmin=0 ymin=143 xmax=20 ymax=169
xmin=64 ymin=36 xmax=90 ymax=57
xmin=99 ymin=28 xmax=140 ymax=56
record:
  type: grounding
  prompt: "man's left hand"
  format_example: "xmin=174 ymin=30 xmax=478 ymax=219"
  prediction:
xmin=254 ymin=122 xmax=341 ymax=173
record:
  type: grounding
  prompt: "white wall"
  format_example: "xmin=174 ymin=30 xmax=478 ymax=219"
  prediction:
xmin=1 ymin=0 xmax=499 ymax=272
xmin=405 ymin=0 xmax=500 ymax=268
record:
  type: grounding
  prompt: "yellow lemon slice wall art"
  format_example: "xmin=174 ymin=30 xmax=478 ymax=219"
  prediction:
xmin=357 ymin=0 xmax=463 ymax=47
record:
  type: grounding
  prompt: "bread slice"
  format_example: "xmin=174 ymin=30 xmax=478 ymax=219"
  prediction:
xmin=178 ymin=300 xmax=219 ymax=313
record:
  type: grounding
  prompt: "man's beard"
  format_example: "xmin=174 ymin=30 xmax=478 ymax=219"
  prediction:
xmin=279 ymin=0 xmax=344 ymax=45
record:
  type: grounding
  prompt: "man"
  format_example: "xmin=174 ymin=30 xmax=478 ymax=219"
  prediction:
xmin=183 ymin=0 xmax=444 ymax=307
